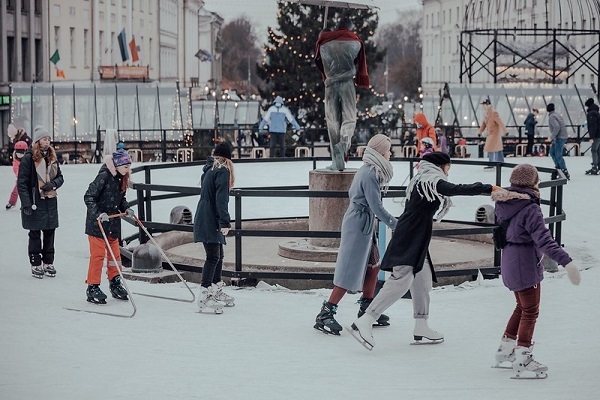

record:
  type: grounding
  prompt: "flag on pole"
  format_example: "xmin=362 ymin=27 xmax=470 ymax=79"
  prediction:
xmin=118 ymin=29 xmax=129 ymax=62
xmin=50 ymin=50 xmax=60 ymax=65
xmin=194 ymin=49 xmax=213 ymax=62
xmin=128 ymin=35 xmax=140 ymax=62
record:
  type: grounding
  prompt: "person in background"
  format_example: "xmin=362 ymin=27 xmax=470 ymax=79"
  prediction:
xmin=418 ymin=137 xmax=435 ymax=158
xmin=314 ymin=134 xmax=398 ymax=335
xmin=258 ymin=96 xmax=301 ymax=158
xmin=17 ymin=126 xmax=63 ymax=279
xmin=546 ymin=103 xmax=570 ymax=180
xmin=6 ymin=124 xmax=31 ymax=210
xmin=193 ymin=142 xmax=236 ymax=314
xmin=584 ymin=98 xmax=600 ymax=175
xmin=347 ymin=152 xmax=500 ymax=351
xmin=478 ymin=98 xmax=508 ymax=168
xmin=414 ymin=113 xmax=437 ymax=150
xmin=436 ymin=127 xmax=449 ymax=155
xmin=491 ymin=164 xmax=580 ymax=378
xmin=83 ymin=148 xmax=133 ymax=304
xmin=524 ymin=108 xmax=539 ymax=157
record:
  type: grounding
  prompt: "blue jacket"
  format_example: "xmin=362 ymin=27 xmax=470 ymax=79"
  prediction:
xmin=258 ymin=104 xmax=301 ymax=134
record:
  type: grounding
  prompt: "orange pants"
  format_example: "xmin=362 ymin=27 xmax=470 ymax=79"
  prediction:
xmin=86 ymin=235 xmax=122 ymax=284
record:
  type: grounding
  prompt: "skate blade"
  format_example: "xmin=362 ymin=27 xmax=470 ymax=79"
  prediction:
xmin=87 ymin=298 xmax=107 ymax=305
xmin=313 ymin=324 xmax=341 ymax=336
xmin=373 ymin=322 xmax=390 ymax=328
xmin=491 ymin=363 xmax=513 ymax=369
xmin=44 ymin=273 xmax=56 ymax=277
xmin=410 ymin=338 xmax=444 ymax=345
xmin=31 ymin=274 xmax=44 ymax=279
xmin=511 ymin=371 xmax=548 ymax=380
xmin=197 ymin=307 xmax=223 ymax=315
xmin=346 ymin=325 xmax=374 ymax=351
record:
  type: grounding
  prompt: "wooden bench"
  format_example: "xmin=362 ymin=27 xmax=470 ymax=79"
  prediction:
xmin=295 ymin=146 xmax=310 ymax=157
xmin=127 ymin=149 xmax=143 ymax=163
xmin=176 ymin=148 xmax=194 ymax=162
xmin=403 ymin=145 xmax=418 ymax=158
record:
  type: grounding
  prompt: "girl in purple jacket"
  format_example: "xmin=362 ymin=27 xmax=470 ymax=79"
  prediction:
xmin=492 ymin=164 xmax=580 ymax=379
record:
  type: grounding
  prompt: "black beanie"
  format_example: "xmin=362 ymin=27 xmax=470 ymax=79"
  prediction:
xmin=546 ymin=103 xmax=555 ymax=112
xmin=585 ymin=98 xmax=595 ymax=108
xmin=422 ymin=151 xmax=451 ymax=166
xmin=213 ymin=142 xmax=232 ymax=160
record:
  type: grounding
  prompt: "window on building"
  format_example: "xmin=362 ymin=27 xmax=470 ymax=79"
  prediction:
xmin=22 ymin=38 xmax=30 ymax=79
xmin=70 ymin=28 xmax=75 ymax=67
xmin=34 ymin=0 xmax=42 ymax=15
xmin=84 ymin=29 xmax=89 ymax=68
xmin=99 ymin=31 xmax=104 ymax=63
xmin=111 ymin=32 xmax=115 ymax=64
xmin=54 ymin=26 xmax=60 ymax=53
xmin=100 ymin=11 xmax=104 ymax=20
xmin=21 ymin=0 xmax=29 ymax=14
xmin=111 ymin=13 xmax=115 ymax=23
xmin=149 ymin=38 xmax=153 ymax=66
xmin=69 ymin=6 xmax=76 ymax=16
xmin=7 ymin=0 xmax=15 ymax=11
xmin=53 ymin=4 xmax=60 ymax=17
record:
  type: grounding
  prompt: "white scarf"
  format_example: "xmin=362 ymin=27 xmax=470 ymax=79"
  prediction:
xmin=405 ymin=160 xmax=453 ymax=222
xmin=362 ymin=146 xmax=394 ymax=192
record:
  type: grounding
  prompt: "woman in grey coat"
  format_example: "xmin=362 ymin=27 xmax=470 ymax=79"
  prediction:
xmin=314 ymin=134 xmax=398 ymax=335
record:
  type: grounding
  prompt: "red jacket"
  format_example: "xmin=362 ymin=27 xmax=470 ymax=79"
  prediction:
xmin=314 ymin=28 xmax=370 ymax=88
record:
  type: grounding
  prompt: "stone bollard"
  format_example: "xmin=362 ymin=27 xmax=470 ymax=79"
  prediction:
xmin=131 ymin=243 xmax=163 ymax=273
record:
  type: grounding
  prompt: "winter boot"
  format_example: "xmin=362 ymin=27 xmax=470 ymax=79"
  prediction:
xmin=347 ymin=314 xmax=376 ymax=351
xmin=413 ymin=319 xmax=444 ymax=344
xmin=109 ymin=276 xmax=129 ymax=301
xmin=211 ymin=282 xmax=235 ymax=307
xmin=561 ymin=169 xmax=570 ymax=180
xmin=5 ymin=203 xmax=14 ymax=210
xmin=512 ymin=345 xmax=548 ymax=379
xmin=31 ymin=265 xmax=44 ymax=279
xmin=493 ymin=336 xmax=516 ymax=368
xmin=86 ymin=284 xmax=107 ymax=304
xmin=197 ymin=286 xmax=224 ymax=314
xmin=357 ymin=298 xmax=390 ymax=327
xmin=551 ymin=169 xmax=559 ymax=180
xmin=314 ymin=301 xmax=343 ymax=335
xmin=43 ymin=263 xmax=56 ymax=277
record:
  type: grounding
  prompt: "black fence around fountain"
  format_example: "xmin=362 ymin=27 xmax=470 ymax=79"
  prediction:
xmin=121 ymin=157 xmax=567 ymax=284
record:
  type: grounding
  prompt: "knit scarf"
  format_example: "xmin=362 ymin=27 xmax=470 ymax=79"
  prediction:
xmin=362 ymin=146 xmax=394 ymax=193
xmin=405 ymin=160 xmax=453 ymax=222
xmin=35 ymin=157 xmax=58 ymax=199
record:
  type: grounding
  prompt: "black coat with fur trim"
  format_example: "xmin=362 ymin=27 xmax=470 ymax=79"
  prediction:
xmin=83 ymin=157 xmax=129 ymax=239
xmin=17 ymin=149 xmax=64 ymax=230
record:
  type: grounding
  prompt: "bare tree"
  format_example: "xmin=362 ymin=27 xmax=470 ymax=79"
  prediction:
xmin=221 ymin=16 xmax=263 ymax=94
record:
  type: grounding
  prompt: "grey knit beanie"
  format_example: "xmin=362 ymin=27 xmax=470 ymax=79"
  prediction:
xmin=510 ymin=164 xmax=539 ymax=188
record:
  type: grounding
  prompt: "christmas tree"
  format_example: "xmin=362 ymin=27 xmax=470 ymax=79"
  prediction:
xmin=256 ymin=1 xmax=385 ymax=131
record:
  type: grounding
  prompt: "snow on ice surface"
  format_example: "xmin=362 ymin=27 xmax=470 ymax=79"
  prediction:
xmin=0 ymin=156 xmax=598 ymax=400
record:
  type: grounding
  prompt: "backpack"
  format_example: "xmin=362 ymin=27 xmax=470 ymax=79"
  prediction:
xmin=492 ymin=218 xmax=511 ymax=250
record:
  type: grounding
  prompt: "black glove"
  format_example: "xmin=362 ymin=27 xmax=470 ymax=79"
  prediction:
xmin=23 ymin=206 xmax=33 ymax=216
xmin=41 ymin=182 xmax=55 ymax=191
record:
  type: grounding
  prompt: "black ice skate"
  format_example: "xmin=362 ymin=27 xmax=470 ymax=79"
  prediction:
xmin=357 ymin=298 xmax=390 ymax=327
xmin=86 ymin=284 xmax=107 ymax=305
xmin=561 ymin=169 xmax=570 ymax=180
xmin=109 ymin=276 xmax=129 ymax=300
xmin=31 ymin=265 xmax=44 ymax=279
xmin=43 ymin=263 xmax=56 ymax=277
xmin=314 ymin=301 xmax=342 ymax=335
xmin=585 ymin=166 xmax=599 ymax=175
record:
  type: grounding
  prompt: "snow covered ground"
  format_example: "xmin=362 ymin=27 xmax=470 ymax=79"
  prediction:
xmin=0 ymin=154 xmax=598 ymax=400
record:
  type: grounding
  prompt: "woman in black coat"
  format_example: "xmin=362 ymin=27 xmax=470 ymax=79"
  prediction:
xmin=193 ymin=143 xmax=235 ymax=313
xmin=348 ymin=152 xmax=499 ymax=350
xmin=17 ymin=126 xmax=63 ymax=278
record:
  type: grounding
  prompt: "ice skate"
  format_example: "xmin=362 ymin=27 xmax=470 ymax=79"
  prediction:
xmin=5 ymin=203 xmax=15 ymax=210
xmin=357 ymin=298 xmax=390 ymax=327
xmin=492 ymin=336 xmax=516 ymax=369
xmin=86 ymin=284 xmax=107 ymax=305
xmin=197 ymin=286 xmax=224 ymax=314
xmin=411 ymin=319 xmax=444 ymax=345
xmin=585 ymin=166 xmax=599 ymax=175
xmin=511 ymin=345 xmax=548 ymax=379
xmin=346 ymin=314 xmax=375 ymax=351
xmin=109 ymin=276 xmax=129 ymax=301
xmin=212 ymin=282 xmax=235 ymax=307
xmin=314 ymin=301 xmax=342 ymax=335
xmin=31 ymin=265 xmax=44 ymax=279
xmin=43 ymin=263 xmax=56 ymax=277
xmin=561 ymin=169 xmax=570 ymax=180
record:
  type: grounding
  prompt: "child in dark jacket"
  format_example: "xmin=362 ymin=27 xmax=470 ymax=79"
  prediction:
xmin=83 ymin=149 xmax=134 ymax=304
xmin=491 ymin=163 xmax=580 ymax=378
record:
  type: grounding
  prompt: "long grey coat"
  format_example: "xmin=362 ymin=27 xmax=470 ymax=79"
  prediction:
xmin=333 ymin=165 xmax=398 ymax=292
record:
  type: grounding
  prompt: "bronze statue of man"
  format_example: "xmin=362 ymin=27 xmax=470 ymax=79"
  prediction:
xmin=315 ymin=19 xmax=370 ymax=171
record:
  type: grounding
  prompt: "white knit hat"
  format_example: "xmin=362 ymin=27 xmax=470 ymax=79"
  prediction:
xmin=33 ymin=126 xmax=51 ymax=143
xmin=367 ymin=134 xmax=391 ymax=156
xmin=7 ymin=124 xmax=17 ymax=140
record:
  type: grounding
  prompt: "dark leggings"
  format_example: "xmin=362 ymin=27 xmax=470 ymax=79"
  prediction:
xmin=28 ymin=229 xmax=56 ymax=266
xmin=201 ymin=242 xmax=224 ymax=288
xmin=504 ymin=285 xmax=541 ymax=347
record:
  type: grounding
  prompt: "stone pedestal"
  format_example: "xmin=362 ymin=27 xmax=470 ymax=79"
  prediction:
xmin=308 ymin=168 xmax=356 ymax=248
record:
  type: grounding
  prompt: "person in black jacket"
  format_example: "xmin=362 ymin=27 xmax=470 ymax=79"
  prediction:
xmin=83 ymin=149 xmax=134 ymax=304
xmin=348 ymin=152 xmax=500 ymax=350
xmin=193 ymin=142 xmax=236 ymax=314
xmin=523 ymin=109 xmax=538 ymax=156
xmin=17 ymin=126 xmax=63 ymax=278
xmin=584 ymin=98 xmax=600 ymax=175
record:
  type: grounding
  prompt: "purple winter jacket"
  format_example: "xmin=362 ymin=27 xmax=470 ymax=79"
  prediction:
xmin=492 ymin=186 xmax=572 ymax=292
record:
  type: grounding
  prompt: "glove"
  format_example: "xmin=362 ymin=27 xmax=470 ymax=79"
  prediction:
xmin=220 ymin=227 xmax=230 ymax=236
xmin=23 ymin=206 xmax=33 ymax=216
xmin=98 ymin=212 xmax=109 ymax=223
xmin=564 ymin=262 xmax=581 ymax=286
xmin=41 ymin=182 xmax=55 ymax=191
xmin=125 ymin=208 xmax=135 ymax=217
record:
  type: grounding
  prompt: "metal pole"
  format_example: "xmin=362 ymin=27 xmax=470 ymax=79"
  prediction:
xmin=135 ymin=84 xmax=142 ymax=141
xmin=234 ymin=189 xmax=242 ymax=276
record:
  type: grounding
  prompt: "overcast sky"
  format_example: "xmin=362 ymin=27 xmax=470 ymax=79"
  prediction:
xmin=203 ymin=0 xmax=422 ymax=40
